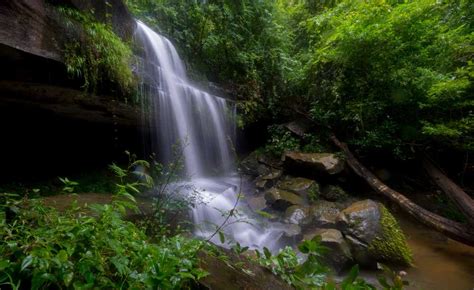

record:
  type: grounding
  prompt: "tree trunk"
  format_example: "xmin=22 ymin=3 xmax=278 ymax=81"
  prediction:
xmin=330 ymin=135 xmax=474 ymax=247
xmin=423 ymin=157 xmax=474 ymax=226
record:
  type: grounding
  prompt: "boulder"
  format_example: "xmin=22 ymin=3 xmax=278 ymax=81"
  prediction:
xmin=284 ymin=205 xmax=312 ymax=226
xmin=277 ymin=223 xmax=303 ymax=245
xmin=310 ymin=201 xmax=342 ymax=229
xmin=284 ymin=119 xmax=311 ymax=137
xmin=247 ymin=195 xmax=267 ymax=212
xmin=312 ymin=229 xmax=352 ymax=273
xmin=337 ymin=200 xmax=381 ymax=244
xmin=282 ymin=152 xmax=345 ymax=177
xmin=337 ymin=200 xmax=412 ymax=266
xmin=241 ymin=151 xmax=269 ymax=177
xmin=277 ymin=177 xmax=320 ymax=201
xmin=241 ymin=150 xmax=281 ymax=177
xmin=321 ymin=185 xmax=349 ymax=202
xmin=255 ymin=169 xmax=283 ymax=190
xmin=264 ymin=187 xmax=305 ymax=211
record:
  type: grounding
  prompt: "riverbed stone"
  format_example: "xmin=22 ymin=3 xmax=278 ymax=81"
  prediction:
xmin=277 ymin=177 xmax=320 ymax=201
xmin=255 ymin=169 xmax=283 ymax=190
xmin=282 ymin=152 xmax=345 ymax=177
xmin=310 ymin=200 xmax=342 ymax=228
xmin=313 ymin=229 xmax=353 ymax=273
xmin=248 ymin=195 xmax=267 ymax=212
xmin=337 ymin=200 xmax=413 ymax=266
xmin=241 ymin=151 xmax=267 ymax=176
xmin=337 ymin=200 xmax=381 ymax=243
xmin=284 ymin=205 xmax=312 ymax=226
xmin=264 ymin=187 xmax=305 ymax=210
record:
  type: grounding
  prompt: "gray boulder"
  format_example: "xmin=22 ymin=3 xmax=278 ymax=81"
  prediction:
xmin=282 ymin=152 xmax=345 ymax=177
xmin=277 ymin=177 xmax=320 ymax=201
xmin=310 ymin=200 xmax=342 ymax=229
xmin=265 ymin=187 xmax=305 ymax=211
xmin=284 ymin=205 xmax=312 ymax=226
xmin=312 ymin=229 xmax=353 ymax=273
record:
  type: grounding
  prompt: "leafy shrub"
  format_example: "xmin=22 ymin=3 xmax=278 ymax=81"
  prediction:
xmin=301 ymin=0 xmax=474 ymax=156
xmin=0 ymin=196 xmax=206 ymax=289
xmin=265 ymin=125 xmax=301 ymax=157
xmin=57 ymin=7 xmax=134 ymax=96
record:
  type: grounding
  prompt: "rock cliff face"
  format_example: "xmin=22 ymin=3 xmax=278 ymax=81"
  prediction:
xmin=0 ymin=0 xmax=140 ymax=180
xmin=0 ymin=0 xmax=135 ymax=62
xmin=0 ymin=0 xmax=138 ymax=123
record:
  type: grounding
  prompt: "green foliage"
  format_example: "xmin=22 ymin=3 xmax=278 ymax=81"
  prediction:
xmin=264 ymin=125 xmax=301 ymax=156
xmin=299 ymin=0 xmax=474 ymax=156
xmin=0 ymin=195 xmax=206 ymax=289
xmin=58 ymin=177 xmax=79 ymax=194
xmin=255 ymin=239 xmax=329 ymax=289
xmin=254 ymin=238 xmax=407 ymax=289
xmin=126 ymin=0 xmax=293 ymax=125
xmin=57 ymin=6 xmax=134 ymax=97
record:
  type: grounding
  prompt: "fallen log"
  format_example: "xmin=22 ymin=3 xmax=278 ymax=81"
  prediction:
xmin=423 ymin=157 xmax=474 ymax=226
xmin=330 ymin=135 xmax=474 ymax=247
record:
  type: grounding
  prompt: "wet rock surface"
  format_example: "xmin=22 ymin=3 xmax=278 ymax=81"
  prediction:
xmin=265 ymin=187 xmax=306 ymax=210
xmin=337 ymin=199 xmax=381 ymax=244
xmin=313 ymin=229 xmax=353 ymax=273
xmin=277 ymin=177 xmax=319 ymax=199
xmin=284 ymin=205 xmax=312 ymax=226
xmin=283 ymin=152 xmax=345 ymax=177
xmin=310 ymin=201 xmax=342 ymax=229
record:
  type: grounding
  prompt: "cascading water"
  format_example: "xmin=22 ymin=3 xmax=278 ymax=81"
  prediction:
xmin=135 ymin=21 xmax=285 ymax=251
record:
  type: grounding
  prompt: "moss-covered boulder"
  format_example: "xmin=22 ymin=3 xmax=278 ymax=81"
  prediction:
xmin=337 ymin=200 xmax=412 ymax=266
xmin=277 ymin=177 xmax=320 ymax=201
xmin=264 ymin=187 xmax=305 ymax=210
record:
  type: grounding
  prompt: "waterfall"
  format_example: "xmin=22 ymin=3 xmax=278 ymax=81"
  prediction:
xmin=135 ymin=21 xmax=235 ymax=177
xmin=135 ymin=21 xmax=284 ymax=251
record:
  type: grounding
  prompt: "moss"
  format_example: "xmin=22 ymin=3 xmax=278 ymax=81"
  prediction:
xmin=368 ymin=205 xmax=413 ymax=265
xmin=322 ymin=185 xmax=348 ymax=201
xmin=308 ymin=182 xmax=321 ymax=203
xmin=57 ymin=6 xmax=134 ymax=98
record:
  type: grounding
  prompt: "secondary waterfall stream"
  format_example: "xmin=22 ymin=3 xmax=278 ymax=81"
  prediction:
xmin=135 ymin=21 xmax=284 ymax=250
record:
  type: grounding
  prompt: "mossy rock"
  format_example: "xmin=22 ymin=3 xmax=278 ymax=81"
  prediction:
xmin=367 ymin=205 xmax=413 ymax=265
xmin=338 ymin=200 xmax=412 ymax=266
xmin=264 ymin=187 xmax=306 ymax=211
xmin=277 ymin=177 xmax=320 ymax=202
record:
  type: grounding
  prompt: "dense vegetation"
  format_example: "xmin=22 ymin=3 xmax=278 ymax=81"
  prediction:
xmin=126 ymin=0 xmax=473 ymax=158
xmin=57 ymin=6 xmax=135 ymax=98
xmin=0 ymin=157 xmax=407 ymax=289
xmin=1 ymin=0 xmax=473 ymax=288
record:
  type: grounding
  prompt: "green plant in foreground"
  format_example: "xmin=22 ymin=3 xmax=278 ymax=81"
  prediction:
xmin=58 ymin=177 xmax=79 ymax=194
xmin=0 ymin=195 xmax=207 ymax=289
xmin=255 ymin=239 xmax=329 ymax=288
